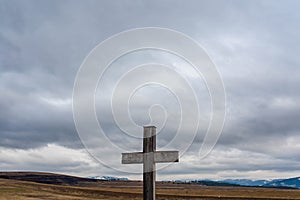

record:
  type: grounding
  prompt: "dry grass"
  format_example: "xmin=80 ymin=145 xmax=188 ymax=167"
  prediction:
xmin=0 ymin=178 xmax=300 ymax=200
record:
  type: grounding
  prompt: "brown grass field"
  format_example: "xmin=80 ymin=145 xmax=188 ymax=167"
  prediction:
xmin=1 ymin=177 xmax=300 ymax=200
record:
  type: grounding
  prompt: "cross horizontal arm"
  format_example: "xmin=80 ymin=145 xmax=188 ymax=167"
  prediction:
xmin=122 ymin=151 xmax=179 ymax=164
xmin=155 ymin=151 xmax=179 ymax=163
xmin=122 ymin=152 xmax=143 ymax=164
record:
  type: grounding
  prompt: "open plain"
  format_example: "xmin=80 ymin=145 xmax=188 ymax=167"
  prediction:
xmin=0 ymin=172 xmax=300 ymax=200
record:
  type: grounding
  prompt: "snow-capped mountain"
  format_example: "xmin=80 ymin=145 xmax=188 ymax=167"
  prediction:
xmin=172 ymin=177 xmax=300 ymax=189
xmin=89 ymin=175 xmax=300 ymax=189
xmin=264 ymin=177 xmax=300 ymax=189
xmin=221 ymin=179 xmax=274 ymax=186
xmin=88 ymin=175 xmax=128 ymax=181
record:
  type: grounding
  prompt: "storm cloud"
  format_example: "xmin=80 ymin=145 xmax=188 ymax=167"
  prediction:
xmin=1 ymin=0 xmax=300 ymax=180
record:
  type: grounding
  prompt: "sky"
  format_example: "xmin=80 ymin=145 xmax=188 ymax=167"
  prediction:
xmin=1 ymin=0 xmax=300 ymax=180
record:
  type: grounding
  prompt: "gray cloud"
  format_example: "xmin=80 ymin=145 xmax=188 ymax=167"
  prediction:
xmin=0 ymin=0 xmax=300 ymax=179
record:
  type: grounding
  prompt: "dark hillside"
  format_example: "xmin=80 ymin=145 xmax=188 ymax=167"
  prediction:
xmin=0 ymin=171 xmax=99 ymax=186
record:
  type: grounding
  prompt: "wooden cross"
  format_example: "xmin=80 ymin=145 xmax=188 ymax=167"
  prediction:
xmin=121 ymin=126 xmax=179 ymax=200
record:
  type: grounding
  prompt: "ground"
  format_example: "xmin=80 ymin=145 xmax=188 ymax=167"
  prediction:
xmin=1 ymin=177 xmax=300 ymax=200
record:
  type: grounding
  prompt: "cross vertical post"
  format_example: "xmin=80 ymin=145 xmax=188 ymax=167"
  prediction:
xmin=121 ymin=125 xmax=179 ymax=200
xmin=143 ymin=126 xmax=156 ymax=200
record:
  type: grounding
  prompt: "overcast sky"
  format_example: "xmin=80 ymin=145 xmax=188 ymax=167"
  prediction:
xmin=1 ymin=0 xmax=300 ymax=180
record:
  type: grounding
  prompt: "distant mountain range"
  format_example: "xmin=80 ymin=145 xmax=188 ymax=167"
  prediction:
xmin=0 ymin=172 xmax=299 ymax=189
xmin=88 ymin=175 xmax=128 ymax=181
xmin=172 ymin=177 xmax=300 ymax=189
xmin=263 ymin=177 xmax=300 ymax=188
xmin=220 ymin=179 xmax=274 ymax=186
xmin=88 ymin=175 xmax=300 ymax=189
